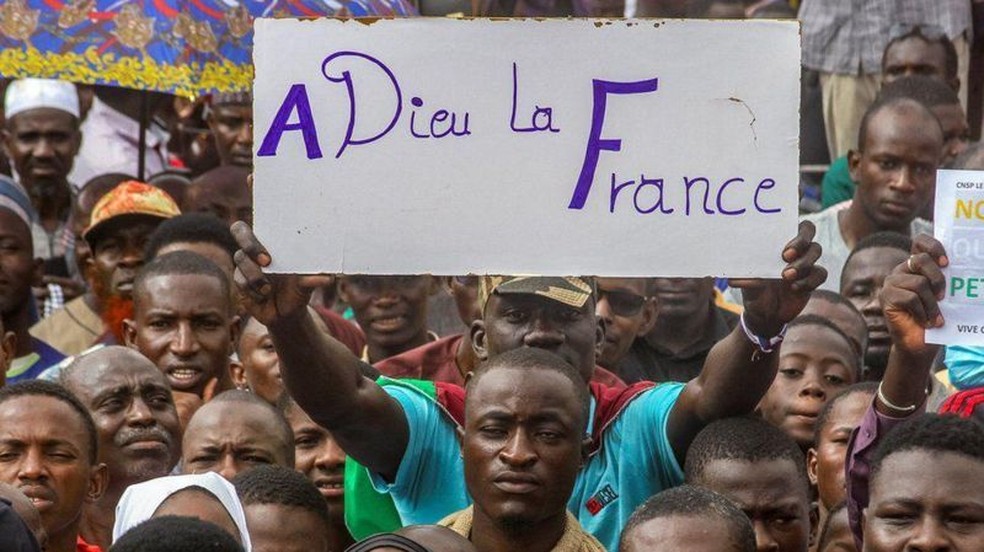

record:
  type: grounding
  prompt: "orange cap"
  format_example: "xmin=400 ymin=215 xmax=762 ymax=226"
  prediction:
xmin=83 ymin=181 xmax=180 ymax=242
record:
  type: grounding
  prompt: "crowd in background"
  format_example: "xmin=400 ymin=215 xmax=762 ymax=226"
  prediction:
xmin=0 ymin=1 xmax=983 ymax=551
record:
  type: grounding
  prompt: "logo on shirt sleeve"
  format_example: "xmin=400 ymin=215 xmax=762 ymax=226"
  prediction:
xmin=585 ymin=484 xmax=619 ymax=515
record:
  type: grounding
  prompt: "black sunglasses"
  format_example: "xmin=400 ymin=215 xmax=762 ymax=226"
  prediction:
xmin=597 ymin=288 xmax=647 ymax=317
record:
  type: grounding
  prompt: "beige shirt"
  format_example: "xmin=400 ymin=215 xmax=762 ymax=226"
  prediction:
xmin=439 ymin=506 xmax=607 ymax=552
xmin=30 ymin=296 xmax=103 ymax=356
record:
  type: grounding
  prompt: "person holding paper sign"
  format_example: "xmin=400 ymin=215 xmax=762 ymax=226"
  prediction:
xmin=230 ymin=218 xmax=824 ymax=550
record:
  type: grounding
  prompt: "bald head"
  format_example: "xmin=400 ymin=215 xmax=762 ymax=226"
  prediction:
xmin=60 ymin=346 xmax=181 ymax=491
xmin=858 ymin=97 xmax=943 ymax=153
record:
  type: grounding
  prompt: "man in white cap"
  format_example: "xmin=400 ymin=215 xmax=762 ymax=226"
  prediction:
xmin=2 ymin=78 xmax=81 ymax=268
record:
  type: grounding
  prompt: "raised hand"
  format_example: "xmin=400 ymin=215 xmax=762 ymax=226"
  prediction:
xmin=730 ymin=221 xmax=827 ymax=336
xmin=231 ymin=221 xmax=333 ymax=326
xmin=880 ymin=233 xmax=948 ymax=357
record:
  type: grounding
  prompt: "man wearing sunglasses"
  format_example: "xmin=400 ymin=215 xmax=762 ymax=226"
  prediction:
xmin=618 ymin=278 xmax=741 ymax=384
xmin=594 ymin=278 xmax=657 ymax=376
xmin=375 ymin=274 xmax=625 ymax=388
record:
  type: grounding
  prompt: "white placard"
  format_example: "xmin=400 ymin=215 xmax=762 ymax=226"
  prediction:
xmin=927 ymin=169 xmax=984 ymax=345
xmin=253 ymin=18 xmax=800 ymax=276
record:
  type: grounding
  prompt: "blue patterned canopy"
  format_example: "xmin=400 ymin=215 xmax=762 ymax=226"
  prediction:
xmin=0 ymin=0 xmax=417 ymax=96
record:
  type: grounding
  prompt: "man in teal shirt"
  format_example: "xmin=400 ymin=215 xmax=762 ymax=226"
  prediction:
xmin=230 ymin=221 xmax=825 ymax=550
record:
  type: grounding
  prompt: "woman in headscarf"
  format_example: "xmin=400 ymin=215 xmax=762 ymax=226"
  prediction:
xmin=112 ymin=472 xmax=252 ymax=551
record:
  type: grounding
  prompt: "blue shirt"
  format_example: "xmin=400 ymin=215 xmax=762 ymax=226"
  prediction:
xmin=370 ymin=380 xmax=685 ymax=551
xmin=6 ymin=337 xmax=66 ymax=384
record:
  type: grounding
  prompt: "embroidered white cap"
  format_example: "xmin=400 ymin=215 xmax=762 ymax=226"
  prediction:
xmin=4 ymin=78 xmax=80 ymax=120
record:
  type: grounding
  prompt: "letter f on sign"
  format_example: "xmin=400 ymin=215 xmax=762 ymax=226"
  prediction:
xmin=569 ymin=78 xmax=658 ymax=210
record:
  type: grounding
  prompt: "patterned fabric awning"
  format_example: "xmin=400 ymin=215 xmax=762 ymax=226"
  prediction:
xmin=0 ymin=0 xmax=417 ymax=97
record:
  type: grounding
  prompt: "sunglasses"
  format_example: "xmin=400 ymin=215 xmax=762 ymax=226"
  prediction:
xmin=888 ymin=23 xmax=946 ymax=42
xmin=597 ymin=288 xmax=647 ymax=317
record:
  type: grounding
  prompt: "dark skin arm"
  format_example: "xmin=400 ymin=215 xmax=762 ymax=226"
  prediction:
xmin=876 ymin=234 xmax=947 ymax=415
xmin=666 ymin=221 xmax=827 ymax=464
xmin=232 ymin=222 xmax=408 ymax=481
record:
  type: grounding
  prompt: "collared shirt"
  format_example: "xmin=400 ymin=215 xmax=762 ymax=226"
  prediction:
xmin=369 ymin=380 xmax=684 ymax=551
xmin=440 ymin=506 xmax=605 ymax=552
xmin=845 ymin=397 xmax=924 ymax=550
xmin=617 ymin=303 xmax=739 ymax=384
xmin=69 ymin=97 xmax=168 ymax=187
xmin=800 ymin=0 xmax=973 ymax=75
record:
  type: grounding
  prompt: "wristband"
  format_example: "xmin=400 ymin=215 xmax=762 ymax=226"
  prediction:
xmin=740 ymin=312 xmax=787 ymax=353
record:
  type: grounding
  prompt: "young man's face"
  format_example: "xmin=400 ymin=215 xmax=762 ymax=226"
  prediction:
xmin=0 ymin=396 xmax=106 ymax=542
xmin=63 ymin=350 xmax=181 ymax=489
xmin=807 ymin=391 xmax=873 ymax=511
xmin=0 ymin=209 xmax=39 ymax=316
xmin=840 ymin=247 xmax=909 ymax=380
xmin=758 ymin=325 xmax=858 ymax=448
xmin=621 ymin=514 xmax=749 ymax=552
xmin=181 ymin=401 xmax=291 ymax=480
xmin=595 ymin=278 xmax=655 ymax=370
xmin=864 ymin=450 xmax=984 ymax=552
xmin=474 ymin=294 xmax=602 ymax=383
xmin=848 ymin=106 xmax=942 ymax=233
xmin=244 ymin=503 xmax=329 ymax=552
xmin=340 ymin=275 xmax=434 ymax=357
xmin=284 ymin=403 xmax=347 ymax=522
xmin=881 ymin=37 xmax=950 ymax=86
xmin=2 ymin=108 xmax=80 ymax=189
xmin=462 ymin=366 xmax=586 ymax=531
xmin=698 ymin=458 xmax=815 ymax=552
xmin=125 ymin=273 xmax=236 ymax=397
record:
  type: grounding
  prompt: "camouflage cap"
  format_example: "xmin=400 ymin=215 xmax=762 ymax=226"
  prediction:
xmin=479 ymin=276 xmax=596 ymax=312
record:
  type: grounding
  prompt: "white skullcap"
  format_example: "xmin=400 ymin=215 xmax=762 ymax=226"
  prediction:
xmin=4 ymin=78 xmax=80 ymax=120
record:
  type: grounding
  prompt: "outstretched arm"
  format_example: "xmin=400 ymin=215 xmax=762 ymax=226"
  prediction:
xmin=666 ymin=221 xmax=826 ymax=464
xmin=232 ymin=222 xmax=409 ymax=481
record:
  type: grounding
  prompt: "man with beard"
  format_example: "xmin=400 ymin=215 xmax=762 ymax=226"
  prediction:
xmin=81 ymin=181 xmax=180 ymax=346
xmin=30 ymin=174 xmax=131 ymax=356
xmin=839 ymin=232 xmax=911 ymax=381
xmin=60 ymin=346 xmax=181 ymax=551
xmin=1 ymin=79 xmax=81 ymax=268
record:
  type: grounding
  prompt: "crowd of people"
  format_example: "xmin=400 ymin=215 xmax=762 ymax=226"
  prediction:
xmin=0 ymin=0 xmax=983 ymax=551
